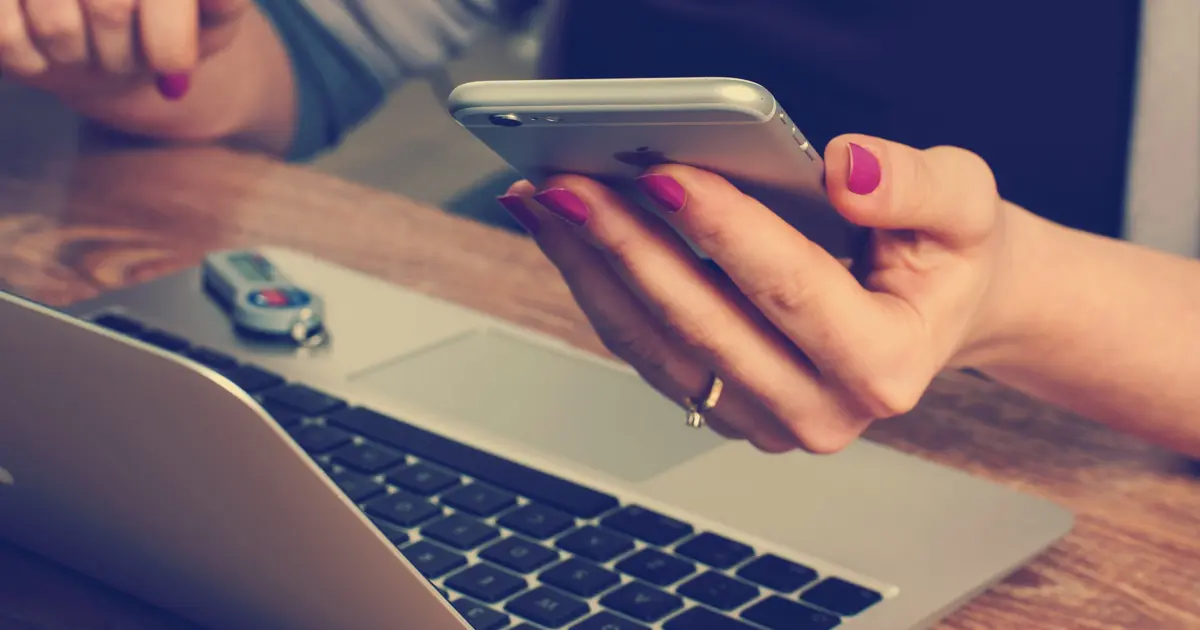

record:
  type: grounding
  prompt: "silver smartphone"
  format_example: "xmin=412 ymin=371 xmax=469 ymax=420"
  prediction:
xmin=447 ymin=77 xmax=864 ymax=259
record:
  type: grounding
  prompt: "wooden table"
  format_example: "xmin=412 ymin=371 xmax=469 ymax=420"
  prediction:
xmin=0 ymin=135 xmax=1197 ymax=630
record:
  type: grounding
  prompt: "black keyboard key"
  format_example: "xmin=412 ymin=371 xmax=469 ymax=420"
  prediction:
xmin=260 ymin=402 xmax=303 ymax=428
xmin=141 ymin=329 xmax=190 ymax=352
xmin=423 ymin=514 xmax=500 ymax=550
xmin=800 ymin=577 xmax=882 ymax=616
xmin=452 ymin=598 xmax=511 ymax=630
xmin=737 ymin=555 xmax=818 ymax=593
xmin=332 ymin=441 xmax=405 ymax=474
xmin=539 ymin=558 xmax=620 ymax=597
xmin=573 ymin=611 xmax=650 ymax=630
xmin=441 ymin=483 xmax=518 ymax=517
xmin=330 ymin=407 xmax=619 ymax=517
xmin=329 ymin=468 xmax=385 ymax=502
xmin=185 ymin=347 xmax=238 ymax=371
xmin=677 ymin=571 xmax=759 ymax=611
xmin=445 ymin=564 xmax=527 ymax=603
xmin=222 ymin=365 xmax=285 ymax=393
xmin=676 ymin=533 xmax=754 ymax=569
xmin=601 ymin=506 xmax=693 ymax=546
xmin=262 ymin=384 xmax=346 ymax=417
xmin=286 ymin=423 xmax=352 ymax=454
xmin=599 ymin=582 xmax=683 ymax=623
xmin=499 ymin=503 xmax=575 ymax=539
xmin=741 ymin=596 xmax=840 ymax=630
xmin=615 ymin=549 xmax=695 ymax=587
xmin=480 ymin=536 xmax=559 ymax=573
xmin=364 ymin=491 xmax=442 ymax=527
xmin=557 ymin=526 xmax=635 ymax=563
xmin=664 ymin=607 xmax=758 ymax=630
xmin=512 ymin=625 xmax=541 ymax=630
xmin=400 ymin=540 xmax=467 ymax=578
xmin=506 ymin=586 xmax=589 ymax=628
xmin=388 ymin=463 xmax=461 ymax=496
xmin=369 ymin=517 xmax=410 ymax=545
xmin=92 ymin=313 xmax=145 ymax=336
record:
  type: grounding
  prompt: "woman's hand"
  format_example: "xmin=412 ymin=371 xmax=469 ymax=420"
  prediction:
xmin=1 ymin=0 xmax=251 ymax=100
xmin=498 ymin=135 xmax=1018 ymax=454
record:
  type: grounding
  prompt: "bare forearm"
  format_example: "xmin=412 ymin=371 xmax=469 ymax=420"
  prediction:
xmin=981 ymin=204 xmax=1200 ymax=455
xmin=57 ymin=6 xmax=296 ymax=156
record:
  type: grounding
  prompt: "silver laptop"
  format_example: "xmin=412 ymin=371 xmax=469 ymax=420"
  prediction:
xmin=0 ymin=246 xmax=1073 ymax=630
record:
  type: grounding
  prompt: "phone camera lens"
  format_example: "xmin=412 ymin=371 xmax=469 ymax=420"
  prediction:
xmin=489 ymin=114 xmax=523 ymax=128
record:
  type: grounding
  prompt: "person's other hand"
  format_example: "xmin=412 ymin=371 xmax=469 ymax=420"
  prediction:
xmin=0 ymin=0 xmax=251 ymax=101
xmin=498 ymin=135 xmax=1016 ymax=454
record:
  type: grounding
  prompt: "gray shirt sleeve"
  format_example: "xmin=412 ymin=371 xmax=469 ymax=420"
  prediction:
xmin=254 ymin=0 xmax=516 ymax=161
xmin=295 ymin=0 xmax=499 ymax=88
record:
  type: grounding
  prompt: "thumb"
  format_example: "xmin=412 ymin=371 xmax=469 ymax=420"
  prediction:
xmin=198 ymin=0 xmax=251 ymax=57
xmin=824 ymin=134 xmax=1001 ymax=247
xmin=200 ymin=0 xmax=252 ymax=25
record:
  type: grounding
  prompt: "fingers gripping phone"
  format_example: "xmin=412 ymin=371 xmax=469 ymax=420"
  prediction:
xmin=446 ymin=77 xmax=865 ymax=261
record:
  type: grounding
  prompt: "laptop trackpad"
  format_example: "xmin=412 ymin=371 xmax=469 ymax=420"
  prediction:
xmin=349 ymin=329 xmax=724 ymax=483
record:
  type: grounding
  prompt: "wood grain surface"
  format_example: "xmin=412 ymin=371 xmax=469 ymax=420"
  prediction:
xmin=0 ymin=140 xmax=1197 ymax=630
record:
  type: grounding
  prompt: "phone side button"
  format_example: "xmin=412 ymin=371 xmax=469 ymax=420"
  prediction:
xmin=791 ymin=127 xmax=817 ymax=161
xmin=795 ymin=138 xmax=817 ymax=161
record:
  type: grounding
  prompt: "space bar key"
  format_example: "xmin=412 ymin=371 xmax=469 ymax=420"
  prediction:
xmin=327 ymin=406 xmax=619 ymax=519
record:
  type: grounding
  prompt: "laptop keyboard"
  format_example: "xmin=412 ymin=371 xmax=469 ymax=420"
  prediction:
xmin=89 ymin=312 xmax=885 ymax=629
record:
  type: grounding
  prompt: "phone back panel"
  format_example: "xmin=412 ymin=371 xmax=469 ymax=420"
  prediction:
xmin=449 ymin=78 xmax=866 ymax=260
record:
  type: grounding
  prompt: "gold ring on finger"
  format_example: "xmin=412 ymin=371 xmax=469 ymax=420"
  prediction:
xmin=684 ymin=374 xmax=724 ymax=429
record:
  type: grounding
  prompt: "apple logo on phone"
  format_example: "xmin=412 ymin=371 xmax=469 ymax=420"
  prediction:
xmin=613 ymin=146 xmax=669 ymax=169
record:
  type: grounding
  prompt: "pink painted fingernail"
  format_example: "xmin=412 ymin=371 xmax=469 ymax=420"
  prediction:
xmin=156 ymin=73 xmax=191 ymax=101
xmin=532 ymin=188 xmax=589 ymax=226
xmin=496 ymin=195 xmax=540 ymax=234
xmin=847 ymin=142 xmax=881 ymax=195
xmin=635 ymin=174 xmax=687 ymax=212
